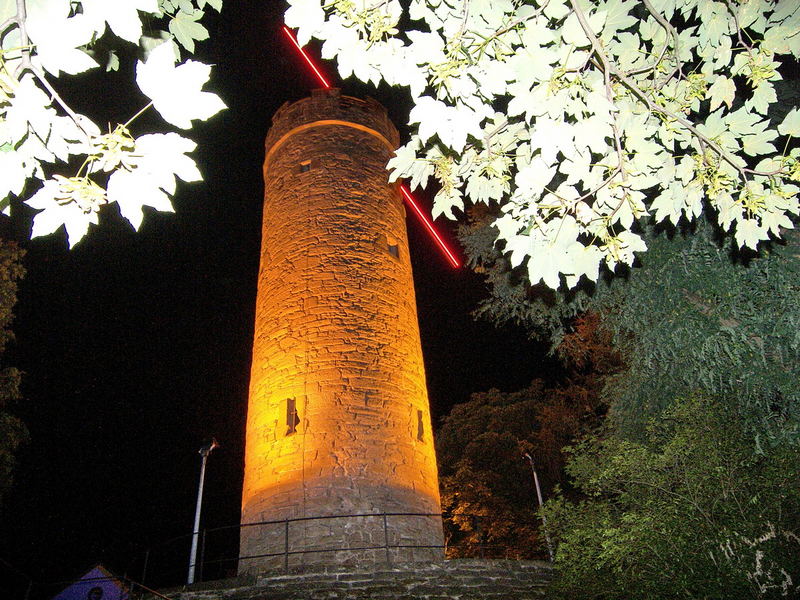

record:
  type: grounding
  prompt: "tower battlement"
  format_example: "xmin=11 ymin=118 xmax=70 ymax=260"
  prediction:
xmin=265 ymin=88 xmax=400 ymax=162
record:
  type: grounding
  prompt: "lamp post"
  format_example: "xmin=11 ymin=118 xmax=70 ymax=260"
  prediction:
xmin=523 ymin=452 xmax=555 ymax=562
xmin=187 ymin=438 xmax=219 ymax=585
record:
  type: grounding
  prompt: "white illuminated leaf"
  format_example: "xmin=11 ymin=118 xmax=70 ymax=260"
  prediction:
xmin=136 ymin=41 xmax=226 ymax=128
xmin=779 ymin=108 xmax=800 ymax=137
xmin=387 ymin=139 xmax=432 ymax=189
xmin=512 ymin=217 xmax=588 ymax=289
xmin=106 ymin=133 xmax=199 ymax=229
xmin=25 ymin=178 xmax=100 ymax=247
xmin=0 ymin=149 xmax=31 ymax=199
xmin=599 ymin=0 xmax=638 ymax=42
xmin=26 ymin=1 xmax=97 ymax=75
xmin=745 ymin=82 xmax=777 ymax=115
xmin=134 ymin=133 xmax=202 ymax=188
xmin=708 ymin=75 xmax=736 ymax=111
xmin=107 ymin=170 xmax=172 ymax=230
xmin=432 ymin=186 xmax=463 ymax=220
xmin=735 ymin=218 xmax=768 ymax=249
xmin=761 ymin=207 xmax=794 ymax=236
xmin=742 ymin=129 xmax=778 ymax=156
xmin=515 ymin=157 xmax=556 ymax=200
xmin=713 ymin=192 xmax=741 ymax=232
xmin=81 ymin=0 xmax=159 ymax=43
xmin=409 ymin=97 xmax=489 ymax=152
xmin=6 ymin=75 xmax=53 ymax=142
xmin=286 ymin=0 xmax=326 ymax=45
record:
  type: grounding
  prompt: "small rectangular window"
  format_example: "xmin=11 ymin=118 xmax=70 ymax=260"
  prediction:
xmin=286 ymin=398 xmax=300 ymax=436
xmin=387 ymin=244 xmax=399 ymax=259
xmin=299 ymin=160 xmax=311 ymax=173
xmin=417 ymin=410 xmax=424 ymax=442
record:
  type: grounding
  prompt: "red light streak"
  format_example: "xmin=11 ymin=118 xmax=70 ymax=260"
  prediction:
xmin=400 ymin=185 xmax=460 ymax=268
xmin=282 ymin=24 xmax=460 ymax=267
xmin=282 ymin=26 xmax=331 ymax=89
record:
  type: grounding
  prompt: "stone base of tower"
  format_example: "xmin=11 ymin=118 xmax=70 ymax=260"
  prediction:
xmin=239 ymin=481 xmax=444 ymax=575
xmin=158 ymin=560 xmax=554 ymax=600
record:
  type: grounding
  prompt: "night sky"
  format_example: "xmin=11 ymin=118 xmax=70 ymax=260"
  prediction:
xmin=0 ymin=3 xmax=555 ymax=597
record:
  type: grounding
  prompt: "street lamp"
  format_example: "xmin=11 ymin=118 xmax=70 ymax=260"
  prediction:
xmin=523 ymin=452 xmax=555 ymax=562
xmin=187 ymin=438 xmax=220 ymax=585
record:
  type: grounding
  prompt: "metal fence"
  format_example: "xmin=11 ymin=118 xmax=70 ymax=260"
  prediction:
xmin=1 ymin=513 xmax=547 ymax=600
xmin=127 ymin=512 xmax=548 ymax=589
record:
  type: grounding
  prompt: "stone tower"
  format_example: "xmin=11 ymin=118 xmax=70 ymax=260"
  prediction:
xmin=239 ymin=88 xmax=443 ymax=573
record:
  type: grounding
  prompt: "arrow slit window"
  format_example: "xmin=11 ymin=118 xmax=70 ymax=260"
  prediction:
xmin=417 ymin=410 xmax=424 ymax=442
xmin=384 ymin=234 xmax=400 ymax=259
xmin=286 ymin=398 xmax=300 ymax=436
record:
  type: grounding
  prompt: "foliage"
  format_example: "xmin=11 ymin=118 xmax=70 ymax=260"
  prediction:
xmin=0 ymin=0 xmax=225 ymax=247
xmin=543 ymin=395 xmax=800 ymax=599
xmin=0 ymin=239 xmax=25 ymax=509
xmin=289 ymin=0 xmax=799 ymax=291
xmin=598 ymin=221 xmax=800 ymax=445
xmin=437 ymin=381 xmax=552 ymax=558
xmin=462 ymin=207 xmax=800 ymax=445
xmin=436 ymin=318 xmax=618 ymax=558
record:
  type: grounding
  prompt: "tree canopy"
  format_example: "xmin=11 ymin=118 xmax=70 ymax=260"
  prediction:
xmin=461 ymin=209 xmax=800 ymax=444
xmin=1 ymin=0 xmax=225 ymax=247
xmin=544 ymin=395 xmax=800 ymax=599
xmin=436 ymin=314 xmax=619 ymax=558
xmin=288 ymin=0 xmax=800 ymax=290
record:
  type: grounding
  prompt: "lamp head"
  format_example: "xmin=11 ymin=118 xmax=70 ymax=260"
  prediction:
xmin=199 ymin=437 xmax=220 ymax=456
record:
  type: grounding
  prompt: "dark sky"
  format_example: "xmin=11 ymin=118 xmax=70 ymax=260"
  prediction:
xmin=0 ymin=3 xmax=555 ymax=596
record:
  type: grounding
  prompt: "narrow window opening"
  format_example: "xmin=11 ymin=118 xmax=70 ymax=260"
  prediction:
xmin=387 ymin=244 xmax=399 ymax=259
xmin=286 ymin=398 xmax=300 ymax=436
xmin=417 ymin=410 xmax=424 ymax=442
xmin=299 ymin=160 xmax=311 ymax=173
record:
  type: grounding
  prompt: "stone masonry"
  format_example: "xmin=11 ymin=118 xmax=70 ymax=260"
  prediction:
xmin=239 ymin=89 xmax=443 ymax=574
xmin=164 ymin=560 xmax=553 ymax=600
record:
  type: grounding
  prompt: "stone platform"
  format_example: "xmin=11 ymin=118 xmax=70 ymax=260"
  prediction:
xmin=157 ymin=559 xmax=553 ymax=600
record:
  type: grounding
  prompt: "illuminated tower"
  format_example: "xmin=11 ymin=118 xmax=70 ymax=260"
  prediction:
xmin=239 ymin=89 xmax=443 ymax=573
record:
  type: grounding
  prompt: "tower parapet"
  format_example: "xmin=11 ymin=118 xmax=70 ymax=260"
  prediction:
xmin=265 ymin=88 xmax=400 ymax=160
xmin=239 ymin=89 xmax=443 ymax=574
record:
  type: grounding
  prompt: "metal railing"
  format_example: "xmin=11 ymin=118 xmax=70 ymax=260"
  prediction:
xmin=128 ymin=512 xmax=548 ymax=589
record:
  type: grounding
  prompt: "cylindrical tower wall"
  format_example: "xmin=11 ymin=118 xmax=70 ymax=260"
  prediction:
xmin=239 ymin=89 xmax=443 ymax=574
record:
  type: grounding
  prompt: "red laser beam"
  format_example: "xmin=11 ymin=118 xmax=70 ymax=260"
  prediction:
xmin=282 ymin=26 xmax=331 ymax=89
xmin=400 ymin=185 xmax=461 ymax=268
xmin=282 ymin=25 xmax=460 ymax=268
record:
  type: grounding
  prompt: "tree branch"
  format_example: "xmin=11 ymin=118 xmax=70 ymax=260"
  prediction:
xmin=567 ymin=0 xmax=612 ymax=100
xmin=641 ymin=0 xmax=682 ymax=80
xmin=30 ymin=70 xmax=93 ymax=140
xmin=624 ymin=0 xmax=676 ymax=78
xmin=15 ymin=0 xmax=31 ymax=72
xmin=723 ymin=0 xmax=754 ymax=52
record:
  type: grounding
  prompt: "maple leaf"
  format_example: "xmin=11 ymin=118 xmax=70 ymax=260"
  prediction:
xmin=81 ymin=0 xmax=159 ymax=43
xmin=136 ymin=41 xmax=226 ymax=129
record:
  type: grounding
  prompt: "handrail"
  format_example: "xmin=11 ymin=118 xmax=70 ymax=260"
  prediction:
xmin=131 ymin=512 xmax=547 ymax=588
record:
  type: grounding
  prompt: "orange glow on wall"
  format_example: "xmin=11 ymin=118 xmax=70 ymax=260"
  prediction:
xmin=239 ymin=90 xmax=443 ymax=573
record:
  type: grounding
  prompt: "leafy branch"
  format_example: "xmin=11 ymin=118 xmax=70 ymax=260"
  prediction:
xmin=0 ymin=0 xmax=225 ymax=246
xmin=293 ymin=0 xmax=800 ymax=290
